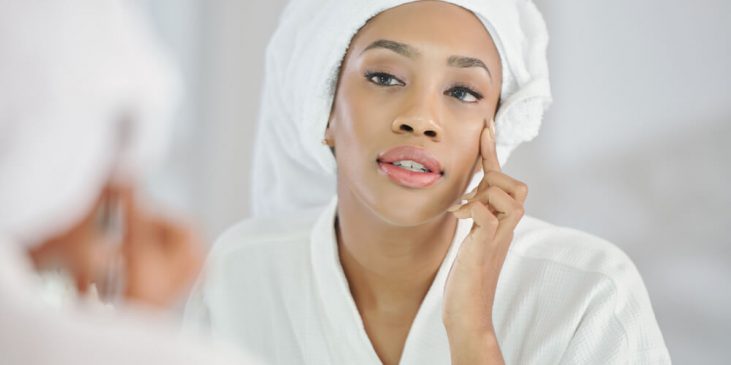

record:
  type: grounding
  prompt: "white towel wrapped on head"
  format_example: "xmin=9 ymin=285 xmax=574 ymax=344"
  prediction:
xmin=251 ymin=0 xmax=552 ymax=217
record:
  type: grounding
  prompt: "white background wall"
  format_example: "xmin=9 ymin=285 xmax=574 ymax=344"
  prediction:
xmin=142 ymin=0 xmax=730 ymax=363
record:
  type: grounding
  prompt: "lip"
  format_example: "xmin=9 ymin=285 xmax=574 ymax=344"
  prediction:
xmin=377 ymin=145 xmax=444 ymax=189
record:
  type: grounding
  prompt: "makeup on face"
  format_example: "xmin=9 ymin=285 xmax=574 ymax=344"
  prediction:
xmin=327 ymin=1 xmax=502 ymax=224
xmin=377 ymin=145 xmax=444 ymax=189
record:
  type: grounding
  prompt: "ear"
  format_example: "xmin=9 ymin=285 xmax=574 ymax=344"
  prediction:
xmin=323 ymin=116 xmax=336 ymax=147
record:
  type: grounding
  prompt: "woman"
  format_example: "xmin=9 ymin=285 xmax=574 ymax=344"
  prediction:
xmin=185 ymin=1 xmax=670 ymax=364
xmin=0 ymin=1 xmax=255 ymax=363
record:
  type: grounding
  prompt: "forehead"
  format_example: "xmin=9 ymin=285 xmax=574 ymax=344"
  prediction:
xmin=348 ymin=1 xmax=500 ymax=66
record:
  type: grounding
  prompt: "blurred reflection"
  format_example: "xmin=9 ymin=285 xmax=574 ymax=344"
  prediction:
xmin=0 ymin=0 xmax=256 ymax=364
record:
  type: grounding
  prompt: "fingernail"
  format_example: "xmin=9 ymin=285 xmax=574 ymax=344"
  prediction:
xmin=447 ymin=203 xmax=461 ymax=212
xmin=488 ymin=119 xmax=496 ymax=141
xmin=452 ymin=208 xmax=470 ymax=219
xmin=461 ymin=189 xmax=477 ymax=200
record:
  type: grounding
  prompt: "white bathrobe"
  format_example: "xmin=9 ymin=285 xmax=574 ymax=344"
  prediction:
xmin=185 ymin=198 xmax=671 ymax=364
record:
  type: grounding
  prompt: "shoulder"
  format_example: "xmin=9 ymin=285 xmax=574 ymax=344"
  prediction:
xmin=511 ymin=215 xmax=642 ymax=279
xmin=184 ymin=208 xmax=325 ymax=343
xmin=195 ymin=207 xmax=324 ymax=298
xmin=207 ymin=207 xmax=322 ymax=266
xmin=509 ymin=215 xmax=650 ymax=310
xmin=505 ymin=216 xmax=669 ymax=361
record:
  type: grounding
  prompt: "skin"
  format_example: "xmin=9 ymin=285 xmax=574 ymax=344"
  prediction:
xmin=325 ymin=1 xmax=527 ymax=364
xmin=27 ymin=181 xmax=203 ymax=309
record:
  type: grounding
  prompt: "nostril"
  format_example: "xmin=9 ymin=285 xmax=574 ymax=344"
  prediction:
xmin=424 ymin=130 xmax=437 ymax=138
xmin=400 ymin=124 xmax=414 ymax=132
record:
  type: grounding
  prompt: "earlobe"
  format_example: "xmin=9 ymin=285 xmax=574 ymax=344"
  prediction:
xmin=323 ymin=123 xmax=335 ymax=147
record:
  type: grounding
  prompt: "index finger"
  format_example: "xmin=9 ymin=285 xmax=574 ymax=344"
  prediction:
xmin=481 ymin=118 xmax=501 ymax=173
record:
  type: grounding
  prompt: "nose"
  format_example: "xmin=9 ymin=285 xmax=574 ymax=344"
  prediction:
xmin=391 ymin=115 xmax=442 ymax=141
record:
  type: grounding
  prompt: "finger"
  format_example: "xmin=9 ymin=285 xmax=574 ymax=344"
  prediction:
xmin=151 ymin=215 xmax=204 ymax=270
xmin=483 ymin=186 xmax=524 ymax=224
xmin=484 ymin=187 xmax=523 ymax=260
xmin=451 ymin=184 xmax=521 ymax=222
xmin=470 ymin=201 xmax=499 ymax=233
xmin=117 ymin=183 xmax=143 ymax=240
xmin=481 ymin=119 xmax=500 ymax=173
xmin=451 ymin=181 xmax=494 ymax=216
xmin=446 ymin=186 xmax=478 ymax=213
xmin=158 ymin=217 xmax=202 ymax=256
xmin=477 ymin=171 xmax=529 ymax=205
xmin=460 ymin=187 xmax=478 ymax=201
xmin=450 ymin=200 xmax=475 ymax=219
xmin=462 ymin=202 xmax=499 ymax=255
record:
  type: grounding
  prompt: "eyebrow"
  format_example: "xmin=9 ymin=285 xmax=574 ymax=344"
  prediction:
xmin=361 ymin=39 xmax=419 ymax=58
xmin=362 ymin=39 xmax=493 ymax=82
xmin=448 ymin=55 xmax=493 ymax=82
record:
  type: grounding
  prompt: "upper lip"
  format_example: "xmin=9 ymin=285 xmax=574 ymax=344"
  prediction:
xmin=377 ymin=145 xmax=443 ymax=174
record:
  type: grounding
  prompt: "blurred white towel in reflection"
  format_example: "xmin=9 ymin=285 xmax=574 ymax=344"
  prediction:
xmin=0 ymin=0 xmax=178 ymax=246
xmin=0 ymin=0 xmax=257 ymax=364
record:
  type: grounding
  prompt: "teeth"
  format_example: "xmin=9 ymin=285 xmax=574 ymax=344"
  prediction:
xmin=393 ymin=160 xmax=430 ymax=173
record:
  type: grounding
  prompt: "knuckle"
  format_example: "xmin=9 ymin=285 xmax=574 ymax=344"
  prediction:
xmin=509 ymin=198 xmax=524 ymax=212
xmin=486 ymin=185 xmax=501 ymax=195
xmin=486 ymin=213 xmax=500 ymax=227
xmin=515 ymin=182 xmax=528 ymax=197
xmin=512 ymin=205 xmax=525 ymax=218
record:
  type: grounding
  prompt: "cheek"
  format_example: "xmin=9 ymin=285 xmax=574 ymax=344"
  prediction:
xmin=444 ymin=122 xmax=483 ymax=179
xmin=452 ymin=121 xmax=482 ymax=157
xmin=332 ymin=80 xmax=394 ymax=156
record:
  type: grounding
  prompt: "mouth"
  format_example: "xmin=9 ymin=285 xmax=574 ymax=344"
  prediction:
xmin=376 ymin=145 xmax=444 ymax=189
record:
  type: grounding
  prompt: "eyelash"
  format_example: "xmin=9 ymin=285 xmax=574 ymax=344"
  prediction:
xmin=364 ymin=71 xmax=404 ymax=87
xmin=446 ymin=85 xmax=483 ymax=103
xmin=363 ymin=71 xmax=483 ymax=103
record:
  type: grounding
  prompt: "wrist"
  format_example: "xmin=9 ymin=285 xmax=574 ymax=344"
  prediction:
xmin=446 ymin=328 xmax=504 ymax=365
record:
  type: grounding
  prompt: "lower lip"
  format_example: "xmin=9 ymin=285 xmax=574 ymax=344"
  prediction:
xmin=378 ymin=161 xmax=442 ymax=189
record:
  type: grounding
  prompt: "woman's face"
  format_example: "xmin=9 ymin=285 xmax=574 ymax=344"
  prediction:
xmin=327 ymin=1 xmax=502 ymax=226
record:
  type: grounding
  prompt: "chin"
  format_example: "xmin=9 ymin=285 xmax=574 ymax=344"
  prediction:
xmin=374 ymin=205 xmax=447 ymax=227
xmin=363 ymin=183 xmax=456 ymax=227
xmin=337 ymin=163 xmax=468 ymax=227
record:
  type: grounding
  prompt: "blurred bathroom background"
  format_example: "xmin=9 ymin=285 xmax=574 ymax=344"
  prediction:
xmin=139 ymin=0 xmax=730 ymax=363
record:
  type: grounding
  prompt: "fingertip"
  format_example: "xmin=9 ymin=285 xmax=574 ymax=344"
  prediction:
xmin=480 ymin=120 xmax=500 ymax=172
xmin=450 ymin=204 xmax=471 ymax=219
xmin=489 ymin=118 xmax=496 ymax=141
xmin=460 ymin=188 xmax=477 ymax=201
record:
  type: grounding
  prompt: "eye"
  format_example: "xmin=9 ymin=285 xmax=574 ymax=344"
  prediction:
xmin=446 ymin=86 xmax=483 ymax=103
xmin=365 ymin=71 xmax=405 ymax=87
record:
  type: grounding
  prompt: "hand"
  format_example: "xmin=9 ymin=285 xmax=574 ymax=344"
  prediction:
xmin=118 ymin=186 xmax=204 ymax=309
xmin=442 ymin=120 xmax=528 ymax=364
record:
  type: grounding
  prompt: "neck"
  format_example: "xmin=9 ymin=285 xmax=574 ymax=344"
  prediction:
xmin=336 ymin=186 xmax=458 ymax=314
